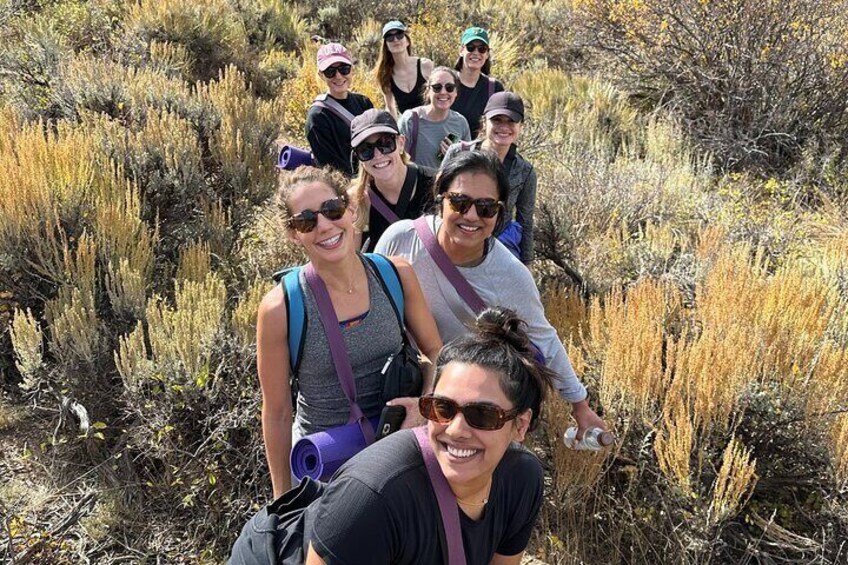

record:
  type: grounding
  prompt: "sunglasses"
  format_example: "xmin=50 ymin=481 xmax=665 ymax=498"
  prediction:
xmin=384 ymin=30 xmax=406 ymax=43
xmin=465 ymin=43 xmax=489 ymax=54
xmin=354 ymin=134 xmax=397 ymax=161
xmin=419 ymin=395 xmax=521 ymax=431
xmin=287 ymin=196 xmax=348 ymax=233
xmin=430 ymin=83 xmax=457 ymax=93
xmin=439 ymin=192 xmax=502 ymax=218
xmin=321 ymin=64 xmax=352 ymax=79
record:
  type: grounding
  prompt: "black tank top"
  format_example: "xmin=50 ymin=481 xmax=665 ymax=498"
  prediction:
xmin=390 ymin=58 xmax=427 ymax=114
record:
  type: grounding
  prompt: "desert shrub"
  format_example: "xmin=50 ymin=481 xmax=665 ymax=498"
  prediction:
xmin=125 ymin=0 xmax=249 ymax=83
xmin=579 ymin=0 xmax=848 ymax=173
xmin=537 ymin=234 xmax=848 ymax=563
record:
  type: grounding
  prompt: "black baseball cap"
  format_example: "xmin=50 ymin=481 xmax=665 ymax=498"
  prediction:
xmin=350 ymin=109 xmax=400 ymax=147
xmin=483 ymin=92 xmax=524 ymax=122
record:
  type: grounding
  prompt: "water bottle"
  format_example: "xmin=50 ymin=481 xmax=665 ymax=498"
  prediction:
xmin=563 ymin=426 xmax=615 ymax=450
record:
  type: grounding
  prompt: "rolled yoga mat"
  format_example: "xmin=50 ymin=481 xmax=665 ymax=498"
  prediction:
xmin=291 ymin=416 xmax=380 ymax=481
xmin=277 ymin=145 xmax=314 ymax=170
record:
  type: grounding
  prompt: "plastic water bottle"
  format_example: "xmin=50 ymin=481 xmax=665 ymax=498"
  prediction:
xmin=563 ymin=427 xmax=615 ymax=450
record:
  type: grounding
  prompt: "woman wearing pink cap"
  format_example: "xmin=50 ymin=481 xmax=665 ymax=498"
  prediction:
xmin=306 ymin=43 xmax=374 ymax=177
xmin=373 ymin=20 xmax=434 ymax=119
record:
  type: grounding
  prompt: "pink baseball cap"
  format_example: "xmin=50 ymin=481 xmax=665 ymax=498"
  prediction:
xmin=316 ymin=43 xmax=353 ymax=71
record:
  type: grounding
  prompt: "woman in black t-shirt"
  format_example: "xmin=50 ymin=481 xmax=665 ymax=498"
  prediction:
xmin=374 ymin=20 xmax=434 ymax=119
xmin=452 ymin=26 xmax=505 ymax=138
xmin=303 ymin=307 xmax=555 ymax=565
xmin=349 ymin=109 xmax=435 ymax=251
xmin=306 ymin=43 xmax=374 ymax=177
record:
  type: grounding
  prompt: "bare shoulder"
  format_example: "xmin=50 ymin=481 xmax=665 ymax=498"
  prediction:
xmin=258 ymin=283 xmax=287 ymax=332
xmin=420 ymin=58 xmax=434 ymax=75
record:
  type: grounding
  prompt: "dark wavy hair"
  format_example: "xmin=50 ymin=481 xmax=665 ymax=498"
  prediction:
xmin=433 ymin=307 xmax=555 ymax=431
xmin=433 ymin=149 xmax=509 ymax=234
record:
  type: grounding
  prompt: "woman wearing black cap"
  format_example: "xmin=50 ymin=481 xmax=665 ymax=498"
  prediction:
xmin=374 ymin=20 xmax=434 ymax=119
xmin=442 ymin=92 xmax=537 ymax=264
xmin=452 ymin=26 xmax=505 ymax=138
xmin=349 ymin=109 xmax=435 ymax=251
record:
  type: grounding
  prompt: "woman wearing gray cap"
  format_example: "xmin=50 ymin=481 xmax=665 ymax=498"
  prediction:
xmin=374 ymin=20 xmax=434 ymax=118
xmin=452 ymin=26 xmax=505 ymax=138
xmin=442 ymin=92 xmax=537 ymax=264
xmin=349 ymin=109 xmax=436 ymax=251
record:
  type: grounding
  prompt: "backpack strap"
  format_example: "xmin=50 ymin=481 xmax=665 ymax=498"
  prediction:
xmin=312 ymin=93 xmax=356 ymax=125
xmin=487 ymin=76 xmax=495 ymax=99
xmin=363 ymin=253 xmax=404 ymax=325
xmin=278 ymin=267 xmax=307 ymax=375
xmin=413 ymin=426 xmax=467 ymax=565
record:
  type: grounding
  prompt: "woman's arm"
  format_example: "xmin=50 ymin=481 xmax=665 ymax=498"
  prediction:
xmin=256 ymin=285 xmax=295 ymax=499
xmin=420 ymin=58 xmax=435 ymax=81
xmin=387 ymin=256 xmax=442 ymax=427
xmin=515 ymin=165 xmax=537 ymax=264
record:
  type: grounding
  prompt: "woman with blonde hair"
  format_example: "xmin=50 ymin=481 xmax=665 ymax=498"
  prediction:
xmin=256 ymin=166 xmax=441 ymax=499
xmin=373 ymin=20 xmax=434 ymax=119
xmin=349 ymin=109 xmax=435 ymax=251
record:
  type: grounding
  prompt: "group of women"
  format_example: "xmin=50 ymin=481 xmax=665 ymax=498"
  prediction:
xmin=239 ymin=20 xmax=608 ymax=565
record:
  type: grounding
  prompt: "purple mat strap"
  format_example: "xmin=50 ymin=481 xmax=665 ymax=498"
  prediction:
xmin=367 ymin=188 xmax=400 ymax=224
xmin=413 ymin=427 xmax=466 ymax=565
xmin=303 ymin=263 xmax=375 ymax=445
xmin=412 ymin=217 xmax=486 ymax=314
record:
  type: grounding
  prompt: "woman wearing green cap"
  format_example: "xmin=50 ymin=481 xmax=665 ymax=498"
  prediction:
xmin=453 ymin=26 xmax=505 ymax=138
xmin=374 ymin=20 xmax=434 ymax=119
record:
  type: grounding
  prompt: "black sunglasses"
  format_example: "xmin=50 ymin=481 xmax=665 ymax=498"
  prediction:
xmin=321 ymin=64 xmax=352 ymax=78
xmin=384 ymin=30 xmax=406 ymax=43
xmin=439 ymin=192 xmax=502 ymax=218
xmin=465 ymin=43 xmax=489 ymax=54
xmin=419 ymin=395 xmax=521 ymax=431
xmin=430 ymin=83 xmax=457 ymax=93
xmin=287 ymin=196 xmax=348 ymax=233
xmin=354 ymin=135 xmax=398 ymax=161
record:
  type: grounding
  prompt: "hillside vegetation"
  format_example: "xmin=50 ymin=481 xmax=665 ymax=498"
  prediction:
xmin=1 ymin=0 xmax=847 ymax=563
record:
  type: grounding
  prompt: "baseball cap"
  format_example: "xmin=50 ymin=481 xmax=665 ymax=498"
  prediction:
xmin=484 ymin=92 xmax=525 ymax=122
xmin=350 ymin=109 xmax=400 ymax=147
xmin=317 ymin=43 xmax=353 ymax=71
xmin=382 ymin=20 xmax=407 ymax=37
xmin=461 ymin=26 xmax=489 ymax=46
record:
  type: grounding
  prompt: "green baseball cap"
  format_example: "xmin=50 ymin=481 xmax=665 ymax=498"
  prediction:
xmin=460 ymin=26 xmax=489 ymax=46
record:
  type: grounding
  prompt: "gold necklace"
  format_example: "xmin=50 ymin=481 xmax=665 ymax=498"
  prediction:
xmin=456 ymin=479 xmax=492 ymax=507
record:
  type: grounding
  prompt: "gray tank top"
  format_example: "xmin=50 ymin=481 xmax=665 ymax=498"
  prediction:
xmin=293 ymin=258 xmax=403 ymax=437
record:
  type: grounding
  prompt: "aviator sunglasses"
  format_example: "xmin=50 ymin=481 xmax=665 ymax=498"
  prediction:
xmin=321 ymin=64 xmax=352 ymax=79
xmin=439 ymin=192 xmax=502 ymax=218
xmin=354 ymin=134 xmax=398 ymax=161
xmin=464 ymin=42 xmax=489 ymax=54
xmin=287 ymin=196 xmax=348 ymax=233
xmin=430 ymin=82 xmax=457 ymax=93
xmin=419 ymin=395 xmax=521 ymax=431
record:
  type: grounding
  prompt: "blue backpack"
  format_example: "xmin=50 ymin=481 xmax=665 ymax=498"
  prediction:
xmin=275 ymin=253 xmax=405 ymax=376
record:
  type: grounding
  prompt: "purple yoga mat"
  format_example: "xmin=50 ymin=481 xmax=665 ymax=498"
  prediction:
xmin=277 ymin=145 xmax=314 ymax=170
xmin=291 ymin=416 xmax=380 ymax=481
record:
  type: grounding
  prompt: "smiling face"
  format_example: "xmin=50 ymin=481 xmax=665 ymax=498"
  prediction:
xmin=427 ymin=69 xmax=458 ymax=112
xmin=486 ymin=115 xmax=522 ymax=149
xmin=428 ymin=361 xmax=530 ymax=493
xmin=384 ymin=30 xmax=410 ymax=55
xmin=286 ymin=181 xmax=354 ymax=262
xmin=461 ymin=41 xmax=489 ymax=71
xmin=320 ymin=63 xmax=353 ymax=98
xmin=359 ymin=133 xmax=404 ymax=182
xmin=438 ymin=171 xmax=501 ymax=260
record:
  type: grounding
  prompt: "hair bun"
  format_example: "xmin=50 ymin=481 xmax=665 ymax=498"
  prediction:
xmin=474 ymin=307 xmax=532 ymax=354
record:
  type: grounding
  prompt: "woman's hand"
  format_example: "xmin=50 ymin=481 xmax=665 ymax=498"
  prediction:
xmin=386 ymin=396 xmax=425 ymax=429
xmin=439 ymin=136 xmax=453 ymax=155
xmin=570 ymin=399 xmax=607 ymax=440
